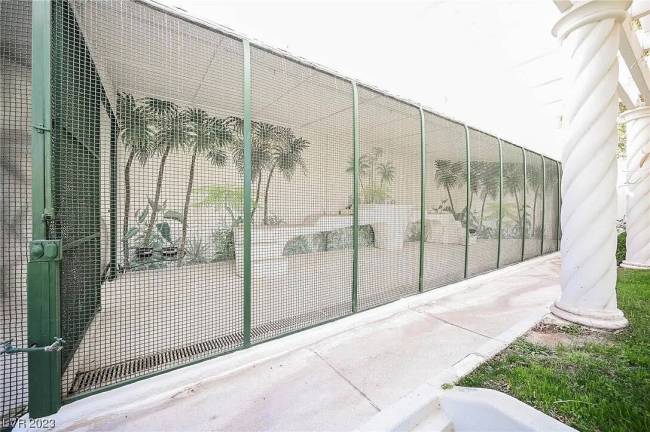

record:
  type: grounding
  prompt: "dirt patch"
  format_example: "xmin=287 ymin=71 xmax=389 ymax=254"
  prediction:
xmin=524 ymin=319 xmax=613 ymax=349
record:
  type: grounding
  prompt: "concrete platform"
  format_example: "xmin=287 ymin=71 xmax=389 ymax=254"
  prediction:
xmin=33 ymin=253 xmax=560 ymax=432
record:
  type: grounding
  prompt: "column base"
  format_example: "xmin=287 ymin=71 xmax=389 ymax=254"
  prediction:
xmin=550 ymin=302 xmax=628 ymax=330
xmin=620 ymin=260 xmax=650 ymax=270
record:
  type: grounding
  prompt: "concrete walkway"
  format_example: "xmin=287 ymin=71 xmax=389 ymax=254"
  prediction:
xmin=40 ymin=254 xmax=560 ymax=432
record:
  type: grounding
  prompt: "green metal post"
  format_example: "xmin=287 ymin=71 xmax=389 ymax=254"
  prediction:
xmin=27 ymin=241 xmax=62 ymax=418
xmin=418 ymin=107 xmax=426 ymax=292
xmin=242 ymin=40 xmax=252 ymax=346
xmin=31 ymin=0 xmax=52 ymax=240
xmin=556 ymin=160 xmax=561 ymax=252
xmin=464 ymin=125 xmax=471 ymax=278
xmin=29 ymin=0 xmax=61 ymax=417
xmin=521 ymin=148 xmax=527 ymax=262
xmin=109 ymin=114 xmax=118 ymax=280
xmin=533 ymin=156 xmax=546 ymax=255
xmin=496 ymin=138 xmax=503 ymax=269
xmin=352 ymin=82 xmax=360 ymax=312
xmin=540 ymin=157 xmax=546 ymax=255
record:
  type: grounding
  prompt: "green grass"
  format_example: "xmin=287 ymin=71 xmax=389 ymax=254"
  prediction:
xmin=459 ymin=269 xmax=650 ymax=432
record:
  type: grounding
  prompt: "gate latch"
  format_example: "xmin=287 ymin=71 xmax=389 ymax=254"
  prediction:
xmin=0 ymin=337 xmax=65 ymax=354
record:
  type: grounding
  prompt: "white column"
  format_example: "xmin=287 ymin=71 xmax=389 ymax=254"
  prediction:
xmin=619 ymin=106 xmax=650 ymax=269
xmin=551 ymin=0 xmax=629 ymax=329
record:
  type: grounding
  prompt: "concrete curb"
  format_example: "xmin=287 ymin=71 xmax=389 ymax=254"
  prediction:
xmin=356 ymin=307 xmax=554 ymax=431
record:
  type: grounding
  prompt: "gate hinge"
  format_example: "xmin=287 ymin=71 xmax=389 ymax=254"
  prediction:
xmin=32 ymin=123 xmax=51 ymax=134
xmin=1 ymin=337 xmax=65 ymax=354
xmin=29 ymin=239 xmax=62 ymax=262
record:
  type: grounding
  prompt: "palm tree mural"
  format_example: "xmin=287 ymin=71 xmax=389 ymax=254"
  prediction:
xmin=228 ymin=117 xmax=309 ymax=223
xmin=180 ymin=108 xmax=232 ymax=255
xmin=262 ymin=131 xmax=309 ymax=225
xmin=345 ymin=148 xmax=395 ymax=204
xmin=503 ymin=162 xmax=524 ymax=233
xmin=116 ymin=92 xmax=153 ymax=268
xmin=345 ymin=153 xmax=371 ymax=195
xmin=477 ymin=161 xmax=500 ymax=232
xmin=228 ymin=117 xmax=281 ymax=219
xmin=141 ymin=98 xmax=189 ymax=245
xmin=526 ymin=161 xmax=542 ymax=239
xmin=434 ymin=159 xmax=465 ymax=215
xmin=377 ymin=161 xmax=395 ymax=188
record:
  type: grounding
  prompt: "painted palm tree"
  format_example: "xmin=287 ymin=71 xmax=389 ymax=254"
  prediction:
xmin=346 ymin=154 xmax=371 ymax=194
xmin=116 ymin=92 xmax=153 ymax=268
xmin=525 ymin=161 xmax=543 ymax=239
xmin=434 ymin=159 xmax=464 ymax=215
xmin=262 ymin=131 xmax=309 ymax=225
xmin=468 ymin=161 xmax=483 ymax=216
xmin=141 ymin=98 xmax=189 ymax=245
xmin=477 ymin=161 xmax=500 ymax=232
xmin=227 ymin=117 xmax=287 ymax=219
xmin=377 ymin=161 xmax=395 ymax=187
xmin=180 ymin=108 xmax=232 ymax=255
xmin=502 ymin=162 xmax=524 ymax=232
xmin=368 ymin=147 xmax=383 ymax=188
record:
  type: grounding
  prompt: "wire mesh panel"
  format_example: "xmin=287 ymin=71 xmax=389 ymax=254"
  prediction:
xmin=543 ymin=157 xmax=559 ymax=254
xmin=1 ymin=0 xmax=31 ymax=425
xmin=467 ymin=129 xmax=500 ymax=276
xmin=53 ymin=0 xmax=244 ymax=399
xmin=248 ymin=47 xmax=353 ymax=342
xmin=423 ymin=112 xmax=467 ymax=289
xmin=524 ymin=151 xmax=543 ymax=259
xmin=499 ymin=142 xmax=525 ymax=267
xmin=357 ymin=87 xmax=420 ymax=309
xmin=51 ymin=0 xmax=104 ymax=373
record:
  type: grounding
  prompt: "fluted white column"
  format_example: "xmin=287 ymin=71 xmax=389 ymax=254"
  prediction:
xmin=619 ymin=106 xmax=650 ymax=269
xmin=550 ymin=0 xmax=629 ymax=329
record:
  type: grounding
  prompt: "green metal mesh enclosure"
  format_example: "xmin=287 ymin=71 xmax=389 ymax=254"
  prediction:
xmin=357 ymin=87 xmax=421 ymax=310
xmin=1 ymin=0 xmax=563 ymax=420
xmin=524 ymin=150 xmax=544 ymax=259
xmin=423 ymin=113 xmax=467 ymax=289
xmin=499 ymin=141 xmax=525 ymax=267
xmin=249 ymin=47 xmax=353 ymax=342
xmin=1 ymin=0 xmax=31 ymax=424
xmin=467 ymin=129 xmax=500 ymax=276
xmin=543 ymin=157 xmax=559 ymax=254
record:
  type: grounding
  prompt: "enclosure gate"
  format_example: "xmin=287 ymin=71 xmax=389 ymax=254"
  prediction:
xmin=1 ymin=0 xmax=562 ymax=424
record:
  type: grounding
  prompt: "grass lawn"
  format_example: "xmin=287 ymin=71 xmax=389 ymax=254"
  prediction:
xmin=459 ymin=269 xmax=650 ymax=432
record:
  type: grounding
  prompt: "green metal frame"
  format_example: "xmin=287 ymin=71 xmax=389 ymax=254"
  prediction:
xmin=521 ymin=147 xmax=527 ymax=262
xmin=28 ymin=0 xmax=61 ymax=418
xmin=556 ymin=160 xmax=562 ymax=252
xmin=242 ymin=39 xmax=252 ymax=347
xmin=496 ymin=138 xmax=504 ymax=268
xmin=540 ymin=156 xmax=546 ymax=255
xmin=351 ymin=81 xmax=360 ymax=312
xmin=463 ymin=125 xmax=471 ymax=278
xmin=108 ymin=113 xmax=118 ymax=280
xmin=31 ymin=0 xmax=53 ymax=240
xmin=418 ymin=107 xmax=426 ymax=292
xmin=27 ymin=240 xmax=62 ymax=418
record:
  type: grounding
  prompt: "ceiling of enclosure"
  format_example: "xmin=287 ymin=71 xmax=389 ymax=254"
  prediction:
xmin=71 ymin=0 xmax=470 ymax=160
